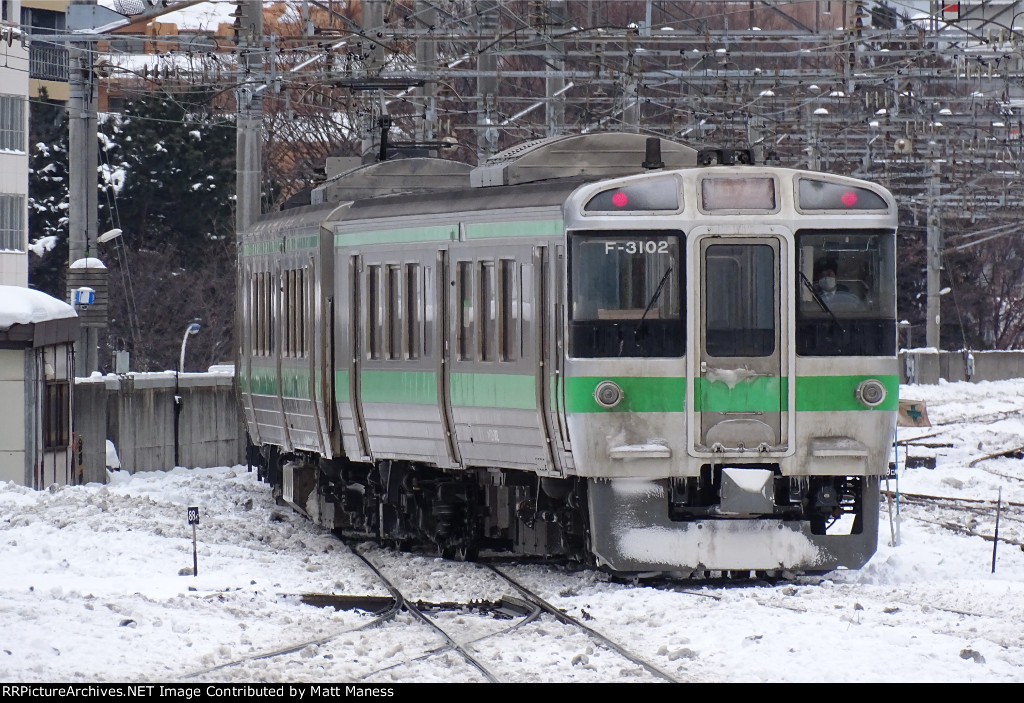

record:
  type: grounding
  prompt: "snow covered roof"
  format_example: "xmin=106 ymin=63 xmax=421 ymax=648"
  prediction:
xmin=0 ymin=286 xmax=77 ymax=330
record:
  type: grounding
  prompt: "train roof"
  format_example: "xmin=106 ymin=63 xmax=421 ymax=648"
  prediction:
xmin=470 ymin=132 xmax=699 ymax=187
xmin=244 ymin=201 xmax=343 ymax=242
xmin=327 ymin=133 xmax=700 ymax=224
xmin=306 ymin=133 xmax=698 ymax=206
xmin=310 ymin=157 xmax=472 ymax=205
xmin=338 ymin=177 xmax=588 ymax=223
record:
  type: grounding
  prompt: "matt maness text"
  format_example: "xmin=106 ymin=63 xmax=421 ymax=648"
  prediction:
xmin=2 ymin=686 xmax=395 ymax=698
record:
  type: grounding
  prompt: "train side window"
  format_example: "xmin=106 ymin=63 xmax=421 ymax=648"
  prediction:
xmin=252 ymin=272 xmax=261 ymax=356
xmin=368 ymin=265 xmax=383 ymax=360
xmin=287 ymin=268 xmax=303 ymax=358
xmin=267 ymin=272 xmax=275 ymax=356
xmin=520 ymin=264 xmax=533 ymax=360
xmin=301 ymin=266 xmax=308 ymax=358
xmin=424 ymin=265 xmax=434 ymax=359
xmin=388 ymin=264 xmax=402 ymax=360
xmin=406 ymin=264 xmax=421 ymax=360
xmin=298 ymin=268 xmax=306 ymax=357
xmin=295 ymin=267 xmax=306 ymax=358
xmin=268 ymin=273 xmax=275 ymax=355
xmin=499 ymin=259 xmax=518 ymax=362
xmin=266 ymin=270 xmax=274 ymax=358
xmin=480 ymin=260 xmax=496 ymax=362
xmin=285 ymin=270 xmax=294 ymax=358
xmin=287 ymin=270 xmax=294 ymax=357
xmin=457 ymin=261 xmax=474 ymax=361
xmin=249 ymin=272 xmax=258 ymax=355
xmin=253 ymin=271 xmax=273 ymax=357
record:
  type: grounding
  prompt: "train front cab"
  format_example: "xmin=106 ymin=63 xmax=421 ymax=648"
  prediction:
xmin=563 ymin=168 xmax=898 ymax=576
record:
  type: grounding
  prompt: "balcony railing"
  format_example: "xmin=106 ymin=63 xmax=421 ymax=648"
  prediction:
xmin=29 ymin=44 xmax=69 ymax=82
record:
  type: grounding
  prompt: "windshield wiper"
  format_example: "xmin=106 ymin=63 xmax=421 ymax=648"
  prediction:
xmin=641 ymin=266 xmax=673 ymax=323
xmin=635 ymin=266 xmax=673 ymax=346
xmin=798 ymin=270 xmax=843 ymax=332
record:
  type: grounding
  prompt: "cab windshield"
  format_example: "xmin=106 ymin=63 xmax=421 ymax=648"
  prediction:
xmin=569 ymin=230 xmax=683 ymax=357
xmin=795 ymin=229 xmax=896 ymax=356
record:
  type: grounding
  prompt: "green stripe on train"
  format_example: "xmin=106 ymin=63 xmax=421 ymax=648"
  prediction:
xmin=334 ymin=369 xmax=535 ymax=409
xmin=563 ymin=376 xmax=686 ymax=413
xmin=335 ymin=225 xmax=456 ymax=247
xmin=314 ymin=368 xmax=898 ymax=413
xmin=242 ymin=364 xmax=318 ymax=399
xmin=694 ymin=376 xmax=789 ymax=413
xmin=464 ymin=220 xmax=563 ymax=239
xmin=241 ymin=234 xmax=318 ymax=257
xmin=359 ymin=370 xmax=437 ymax=405
xmin=285 ymin=234 xmax=319 ymax=251
xmin=333 ymin=220 xmax=564 ymax=247
xmin=564 ymin=374 xmax=898 ymax=413
xmin=239 ymin=241 xmax=281 ymax=256
xmin=242 ymin=365 xmax=278 ymax=395
xmin=795 ymin=374 xmax=899 ymax=411
xmin=450 ymin=372 xmax=536 ymax=409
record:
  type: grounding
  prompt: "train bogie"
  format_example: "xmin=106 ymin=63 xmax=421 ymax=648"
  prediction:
xmin=238 ymin=134 xmax=898 ymax=577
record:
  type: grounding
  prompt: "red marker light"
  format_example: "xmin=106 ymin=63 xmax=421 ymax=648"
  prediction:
xmin=611 ymin=191 xmax=629 ymax=208
xmin=841 ymin=191 xmax=858 ymax=207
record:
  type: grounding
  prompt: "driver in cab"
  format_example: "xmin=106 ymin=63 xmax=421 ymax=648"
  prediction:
xmin=814 ymin=257 xmax=864 ymax=311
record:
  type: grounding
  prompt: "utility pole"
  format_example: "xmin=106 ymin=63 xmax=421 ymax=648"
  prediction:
xmin=476 ymin=1 xmax=499 ymax=162
xmin=926 ymin=160 xmax=943 ymax=349
xmin=234 ymin=0 xmax=263 ymax=237
xmin=67 ymin=1 xmax=98 ymax=267
xmin=545 ymin=1 xmax=566 ymax=136
xmin=66 ymin=0 xmax=102 ymax=375
xmin=415 ymin=0 xmax=438 ymax=146
xmin=63 ymin=0 xmax=206 ymax=374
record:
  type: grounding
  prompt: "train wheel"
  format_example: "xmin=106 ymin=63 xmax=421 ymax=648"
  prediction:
xmin=452 ymin=542 xmax=479 ymax=562
xmin=436 ymin=540 xmax=478 ymax=562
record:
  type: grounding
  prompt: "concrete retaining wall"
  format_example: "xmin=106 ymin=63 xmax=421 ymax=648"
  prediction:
xmin=899 ymin=349 xmax=1024 ymax=385
xmin=75 ymin=368 xmax=246 ymax=482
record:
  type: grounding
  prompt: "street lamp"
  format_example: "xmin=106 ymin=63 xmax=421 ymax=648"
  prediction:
xmin=179 ymin=322 xmax=201 ymax=374
xmin=97 ymin=228 xmax=122 ymax=244
xmin=175 ymin=322 xmax=200 ymax=468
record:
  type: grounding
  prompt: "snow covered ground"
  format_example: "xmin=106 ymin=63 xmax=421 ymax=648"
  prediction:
xmin=2 ymin=379 xmax=1023 ymax=683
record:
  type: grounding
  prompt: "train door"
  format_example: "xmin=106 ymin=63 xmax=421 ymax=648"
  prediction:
xmin=436 ymin=248 xmax=461 ymax=467
xmin=238 ymin=258 xmax=260 ymax=445
xmin=348 ymin=254 xmax=372 ymax=460
xmin=689 ymin=230 xmax=792 ymax=455
xmin=274 ymin=258 xmax=294 ymax=451
xmin=305 ymin=253 xmax=330 ymax=458
xmin=535 ymin=244 xmax=570 ymax=475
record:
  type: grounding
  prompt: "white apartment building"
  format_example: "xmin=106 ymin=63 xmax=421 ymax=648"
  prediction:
xmin=0 ymin=0 xmax=29 ymax=286
xmin=0 ymin=1 xmax=78 ymax=488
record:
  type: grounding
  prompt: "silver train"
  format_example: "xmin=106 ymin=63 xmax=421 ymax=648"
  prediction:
xmin=237 ymin=133 xmax=898 ymax=577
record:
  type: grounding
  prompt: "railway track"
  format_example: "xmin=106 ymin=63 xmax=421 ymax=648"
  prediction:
xmin=350 ymin=546 xmax=688 ymax=683
xmin=883 ymin=490 xmax=1024 ymax=547
xmin=173 ymin=591 xmax=401 ymax=681
xmin=176 ymin=542 xmax=689 ymax=683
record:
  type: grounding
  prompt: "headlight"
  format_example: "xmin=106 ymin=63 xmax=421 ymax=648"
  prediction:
xmin=855 ymin=379 xmax=887 ymax=408
xmin=593 ymin=380 xmax=624 ymax=409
